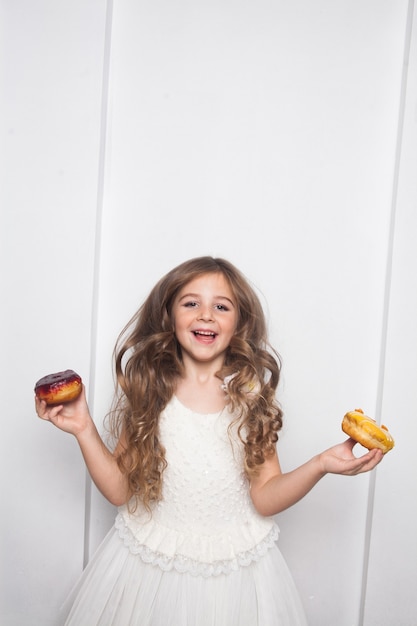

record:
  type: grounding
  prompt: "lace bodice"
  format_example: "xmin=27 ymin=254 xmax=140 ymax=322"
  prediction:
xmin=116 ymin=396 xmax=279 ymax=576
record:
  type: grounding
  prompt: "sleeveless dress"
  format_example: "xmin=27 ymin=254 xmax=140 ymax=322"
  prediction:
xmin=64 ymin=396 xmax=308 ymax=625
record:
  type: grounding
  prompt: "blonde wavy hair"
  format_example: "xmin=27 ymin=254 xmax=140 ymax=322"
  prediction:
xmin=108 ymin=256 xmax=283 ymax=511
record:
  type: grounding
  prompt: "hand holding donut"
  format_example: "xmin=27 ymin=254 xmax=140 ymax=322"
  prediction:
xmin=317 ymin=407 xmax=394 ymax=476
xmin=318 ymin=439 xmax=384 ymax=476
xmin=35 ymin=370 xmax=93 ymax=436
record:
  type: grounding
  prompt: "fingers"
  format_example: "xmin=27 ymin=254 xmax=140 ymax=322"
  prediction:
xmin=322 ymin=440 xmax=385 ymax=476
xmin=35 ymin=387 xmax=92 ymax=437
xmin=342 ymin=437 xmax=357 ymax=453
xmin=346 ymin=448 xmax=384 ymax=475
xmin=362 ymin=447 xmax=384 ymax=470
xmin=35 ymin=396 xmax=64 ymax=422
xmin=341 ymin=438 xmax=385 ymax=471
xmin=35 ymin=396 xmax=48 ymax=419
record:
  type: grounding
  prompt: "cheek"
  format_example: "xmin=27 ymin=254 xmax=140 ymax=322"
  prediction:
xmin=230 ymin=316 xmax=239 ymax=334
xmin=224 ymin=323 xmax=237 ymax=340
xmin=172 ymin=314 xmax=188 ymax=334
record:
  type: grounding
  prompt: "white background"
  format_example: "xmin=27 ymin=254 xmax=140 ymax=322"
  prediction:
xmin=1 ymin=1 xmax=416 ymax=624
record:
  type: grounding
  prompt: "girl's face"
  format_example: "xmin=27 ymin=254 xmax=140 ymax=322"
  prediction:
xmin=172 ymin=272 xmax=238 ymax=367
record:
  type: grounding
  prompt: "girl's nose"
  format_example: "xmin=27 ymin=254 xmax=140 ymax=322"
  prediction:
xmin=197 ymin=306 xmax=213 ymax=321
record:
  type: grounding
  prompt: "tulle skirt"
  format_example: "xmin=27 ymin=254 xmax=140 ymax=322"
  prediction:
xmin=63 ymin=527 xmax=307 ymax=626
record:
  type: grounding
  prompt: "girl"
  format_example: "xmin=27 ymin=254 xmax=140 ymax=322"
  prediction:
xmin=35 ymin=256 xmax=383 ymax=625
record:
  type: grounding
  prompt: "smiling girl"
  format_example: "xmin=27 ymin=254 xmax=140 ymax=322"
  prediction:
xmin=35 ymin=256 xmax=383 ymax=625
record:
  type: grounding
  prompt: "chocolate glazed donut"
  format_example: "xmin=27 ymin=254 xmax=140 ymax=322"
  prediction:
xmin=35 ymin=369 xmax=82 ymax=405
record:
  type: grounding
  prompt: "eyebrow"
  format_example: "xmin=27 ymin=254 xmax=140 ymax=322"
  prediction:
xmin=178 ymin=292 xmax=236 ymax=307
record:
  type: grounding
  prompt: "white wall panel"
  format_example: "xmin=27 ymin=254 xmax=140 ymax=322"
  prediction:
xmin=363 ymin=2 xmax=417 ymax=624
xmin=0 ymin=1 xmax=107 ymax=624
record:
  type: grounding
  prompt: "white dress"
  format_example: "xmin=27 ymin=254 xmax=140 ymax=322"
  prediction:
xmin=64 ymin=396 xmax=308 ymax=625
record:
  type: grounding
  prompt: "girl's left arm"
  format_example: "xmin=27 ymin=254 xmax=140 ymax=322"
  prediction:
xmin=250 ymin=439 xmax=384 ymax=517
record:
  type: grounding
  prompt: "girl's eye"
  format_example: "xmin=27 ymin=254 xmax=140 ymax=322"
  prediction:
xmin=182 ymin=302 xmax=229 ymax=311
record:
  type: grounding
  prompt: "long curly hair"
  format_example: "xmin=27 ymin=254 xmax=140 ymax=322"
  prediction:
xmin=107 ymin=256 xmax=283 ymax=511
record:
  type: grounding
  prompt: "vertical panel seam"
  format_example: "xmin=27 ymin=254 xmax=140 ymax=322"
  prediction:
xmin=83 ymin=0 xmax=114 ymax=569
xmin=358 ymin=1 xmax=415 ymax=623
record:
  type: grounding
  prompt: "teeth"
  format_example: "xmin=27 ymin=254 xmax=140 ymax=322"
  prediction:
xmin=194 ymin=330 xmax=215 ymax=336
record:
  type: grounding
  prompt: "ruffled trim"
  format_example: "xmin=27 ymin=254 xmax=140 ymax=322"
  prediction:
xmin=115 ymin=513 xmax=279 ymax=578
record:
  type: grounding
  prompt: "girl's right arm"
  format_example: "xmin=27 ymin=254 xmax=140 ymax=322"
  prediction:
xmin=35 ymin=386 xmax=129 ymax=506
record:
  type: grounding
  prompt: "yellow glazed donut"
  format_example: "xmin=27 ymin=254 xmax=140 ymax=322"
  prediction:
xmin=342 ymin=408 xmax=394 ymax=454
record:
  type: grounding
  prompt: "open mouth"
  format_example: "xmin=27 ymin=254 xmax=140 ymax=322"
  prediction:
xmin=193 ymin=330 xmax=217 ymax=339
